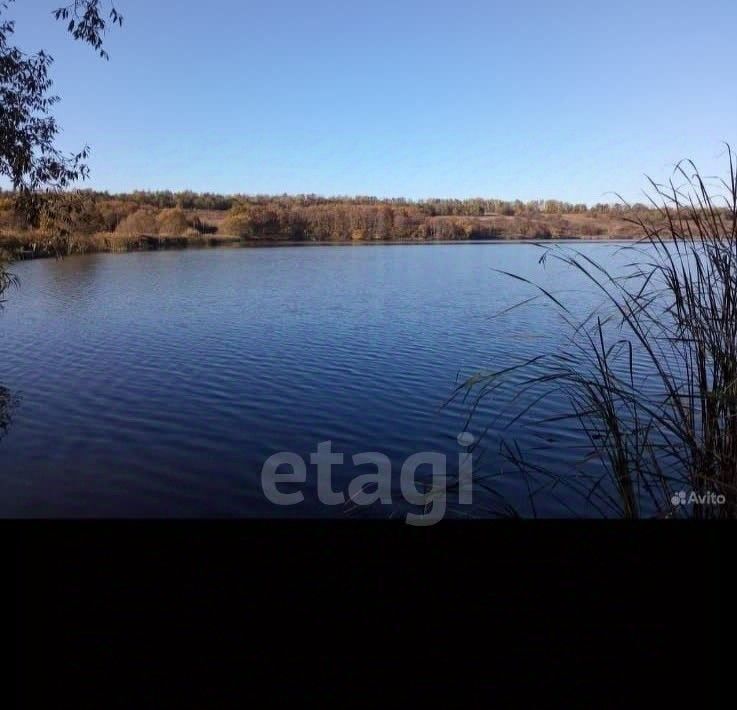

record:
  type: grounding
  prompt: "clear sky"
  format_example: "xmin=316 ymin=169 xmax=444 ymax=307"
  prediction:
xmin=8 ymin=0 xmax=737 ymax=202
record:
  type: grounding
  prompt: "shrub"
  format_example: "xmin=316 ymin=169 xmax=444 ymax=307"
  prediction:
xmin=156 ymin=208 xmax=189 ymax=236
xmin=38 ymin=193 xmax=105 ymax=237
xmin=220 ymin=211 xmax=254 ymax=237
xmin=0 ymin=203 xmax=27 ymax=231
xmin=115 ymin=209 xmax=158 ymax=236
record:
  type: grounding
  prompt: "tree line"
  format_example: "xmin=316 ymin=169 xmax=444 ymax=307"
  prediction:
xmin=0 ymin=188 xmax=671 ymax=250
xmin=0 ymin=188 xmax=654 ymax=216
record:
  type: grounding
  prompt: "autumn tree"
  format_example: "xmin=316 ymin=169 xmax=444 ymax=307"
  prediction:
xmin=0 ymin=0 xmax=122 ymax=296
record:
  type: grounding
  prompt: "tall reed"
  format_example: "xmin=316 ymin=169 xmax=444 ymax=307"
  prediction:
xmin=459 ymin=147 xmax=737 ymax=518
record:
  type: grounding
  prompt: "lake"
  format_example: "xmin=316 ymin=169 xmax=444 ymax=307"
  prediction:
xmin=0 ymin=242 xmax=636 ymax=518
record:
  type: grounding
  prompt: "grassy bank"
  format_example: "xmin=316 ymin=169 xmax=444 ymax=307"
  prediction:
xmin=0 ymin=225 xmax=636 ymax=260
xmin=0 ymin=231 xmax=242 ymax=259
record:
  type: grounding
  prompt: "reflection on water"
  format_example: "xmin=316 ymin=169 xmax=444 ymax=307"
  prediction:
xmin=0 ymin=383 xmax=17 ymax=443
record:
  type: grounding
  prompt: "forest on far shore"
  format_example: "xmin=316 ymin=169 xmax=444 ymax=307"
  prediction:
xmin=0 ymin=190 xmax=667 ymax=256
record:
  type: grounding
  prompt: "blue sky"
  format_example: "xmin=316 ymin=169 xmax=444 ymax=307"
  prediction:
xmin=8 ymin=0 xmax=737 ymax=202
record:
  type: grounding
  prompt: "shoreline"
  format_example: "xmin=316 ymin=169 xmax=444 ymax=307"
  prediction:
xmin=4 ymin=233 xmax=642 ymax=262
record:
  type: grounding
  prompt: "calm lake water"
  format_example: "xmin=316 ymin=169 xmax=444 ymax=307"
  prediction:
xmin=0 ymin=242 xmax=636 ymax=518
